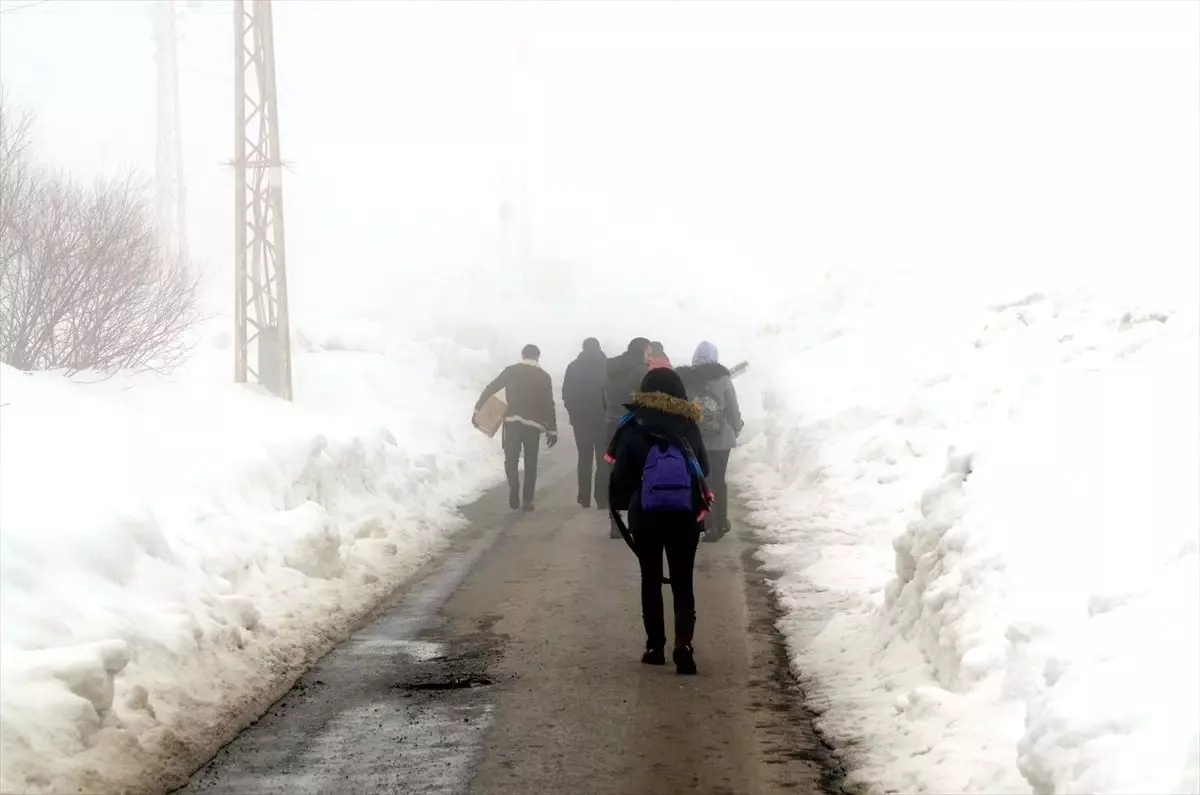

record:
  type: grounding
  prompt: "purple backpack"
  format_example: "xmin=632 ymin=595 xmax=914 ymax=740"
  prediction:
xmin=641 ymin=440 xmax=695 ymax=512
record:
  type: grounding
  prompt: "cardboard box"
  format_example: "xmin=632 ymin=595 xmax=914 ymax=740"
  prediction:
xmin=472 ymin=395 xmax=507 ymax=438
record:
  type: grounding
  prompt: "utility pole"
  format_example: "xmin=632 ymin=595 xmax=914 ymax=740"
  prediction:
xmin=154 ymin=0 xmax=187 ymax=263
xmin=233 ymin=0 xmax=292 ymax=400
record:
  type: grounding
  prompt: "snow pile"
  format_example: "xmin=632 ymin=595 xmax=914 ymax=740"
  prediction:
xmin=738 ymin=288 xmax=1199 ymax=794
xmin=0 ymin=321 xmax=502 ymax=795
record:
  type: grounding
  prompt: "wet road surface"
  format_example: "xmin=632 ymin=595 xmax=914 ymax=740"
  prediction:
xmin=178 ymin=458 xmax=838 ymax=795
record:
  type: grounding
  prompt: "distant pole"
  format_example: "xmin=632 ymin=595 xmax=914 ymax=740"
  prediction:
xmin=233 ymin=0 xmax=293 ymax=400
xmin=154 ymin=0 xmax=187 ymax=263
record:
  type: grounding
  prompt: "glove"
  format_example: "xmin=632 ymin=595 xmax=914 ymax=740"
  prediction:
xmin=547 ymin=433 xmax=558 ymax=449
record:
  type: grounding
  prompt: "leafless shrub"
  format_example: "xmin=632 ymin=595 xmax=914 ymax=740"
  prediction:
xmin=0 ymin=98 xmax=199 ymax=374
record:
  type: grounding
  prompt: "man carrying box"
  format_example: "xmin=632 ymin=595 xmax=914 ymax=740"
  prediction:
xmin=474 ymin=344 xmax=558 ymax=512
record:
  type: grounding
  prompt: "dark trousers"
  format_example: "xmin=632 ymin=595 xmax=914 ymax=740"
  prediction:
xmin=572 ymin=420 xmax=607 ymax=507
xmin=502 ymin=423 xmax=541 ymax=505
xmin=635 ymin=521 xmax=702 ymax=650
xmin=708 ymin=449 xmax=732 ymax=527
xmin=602 ymin=419 xmax=620 ymax=532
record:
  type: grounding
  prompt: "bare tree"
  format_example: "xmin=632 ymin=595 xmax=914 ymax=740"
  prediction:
xmin=0 ymin=98 xmax=199 ymax=374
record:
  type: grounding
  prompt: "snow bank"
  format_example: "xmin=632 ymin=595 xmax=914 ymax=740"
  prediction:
xmin=737 ymin=288 xmax=1199 ymax=794
xmin=0 ymin=321 xmax=501 ymax=794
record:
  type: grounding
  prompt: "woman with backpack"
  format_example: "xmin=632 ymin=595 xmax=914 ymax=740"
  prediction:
xmin=606 ymin=368 xmax=712 ymax=675
xmin=677 ymin=341 xmax=743 ymax=542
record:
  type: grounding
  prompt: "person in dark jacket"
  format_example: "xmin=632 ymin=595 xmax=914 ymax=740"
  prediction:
xmin=607 ymin=367 xmax=710 ymax=675
xmin=677 ymin=340 xmax=743 ymax=541
xmin=475 ymin=344 xmax=558 ymax=511
xmin=562 ymin=337 xmax=608 ymax=508
xmin=601 ymin=337 xmax=651 ymax=536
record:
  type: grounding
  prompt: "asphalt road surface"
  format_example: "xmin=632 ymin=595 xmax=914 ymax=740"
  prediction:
xmin=178 ymin=455 xmax=839 ymax=795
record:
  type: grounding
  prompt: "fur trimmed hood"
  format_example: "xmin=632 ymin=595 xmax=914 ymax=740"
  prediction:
xmin=630 ymin=391 xmax=702 ymax=422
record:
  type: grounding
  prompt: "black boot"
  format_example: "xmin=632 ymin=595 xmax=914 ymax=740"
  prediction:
xmin=702 ymin=520 xmax=729 ymax=542
xmin=672 ymin=645 xmax=697 ymax=675
xmin=509 ymin=488 xmax=520 ymax=510
xmin=674 ymin=608 xmax=696 ymax=674
xmin=641 ymin=646 xmax=665 ymax=666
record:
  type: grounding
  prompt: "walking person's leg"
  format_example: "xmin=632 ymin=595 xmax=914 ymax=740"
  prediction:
xmin=604 ymin=420 xmax=622 ymax=537
xmin=591 ymin=423 xmax=607 ymax=509
xmin=522 ymin=426 xmax=540 ymax=509
xmin=664 ymin=525 xmax=702 ymax=674
xmin=636 ymin=525 xmax=667 ymax=663
xmin=573 ymin=423 xmax=593 ymax=507
xmin=502 ymin=423 xmax=522 ymax=510
xmin=706 ymin=448 xmax=732 ymax=540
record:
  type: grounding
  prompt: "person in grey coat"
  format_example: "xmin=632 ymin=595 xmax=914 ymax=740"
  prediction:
xmin=676 ymin=340 xmax=743 ymax=541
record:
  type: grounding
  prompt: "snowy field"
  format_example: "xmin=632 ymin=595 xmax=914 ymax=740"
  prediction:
xmin=736 ymin=275 xmax=1200 ymax=794
xmin=0 ymin=319 xmax=504 ymax=794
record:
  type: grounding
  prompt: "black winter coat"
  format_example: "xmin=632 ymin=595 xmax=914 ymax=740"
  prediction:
xmin=476 ymin=362 xmax=557 ymax=435
xmin=608 ymin=391 xmax=710 ymax=529
xmin=603 ymin=351 xmax=648 ymax=426
xmin=562 ymin=348 xmax=607 ymax=429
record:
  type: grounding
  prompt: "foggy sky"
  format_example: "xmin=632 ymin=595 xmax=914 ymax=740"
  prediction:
xmin=2 ymin=0 xmax=1197 ymax=332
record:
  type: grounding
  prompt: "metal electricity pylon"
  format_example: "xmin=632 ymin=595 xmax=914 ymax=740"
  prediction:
xmin=154 ymin=0 xmax=187 ymax=263
xmin=233 ymin=0 xmax=292 ymax=400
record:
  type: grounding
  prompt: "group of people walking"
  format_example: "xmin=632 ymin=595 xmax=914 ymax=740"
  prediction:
xmin=474 ymin=337 xmax=743 ymax=675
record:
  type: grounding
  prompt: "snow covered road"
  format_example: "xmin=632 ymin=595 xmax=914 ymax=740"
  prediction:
xmin=177 ymin=456 xmax=837 ymax=795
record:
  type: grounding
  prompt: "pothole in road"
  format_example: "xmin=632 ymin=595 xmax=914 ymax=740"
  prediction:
xmin=396 ymin=675 xmax=494 ymax=692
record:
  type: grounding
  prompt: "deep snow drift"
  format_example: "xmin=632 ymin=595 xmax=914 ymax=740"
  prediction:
xmin=737 ymin=279 xmax=1199 ymax=795
xmin=0 ymin=321 xmax=503 ymax=794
